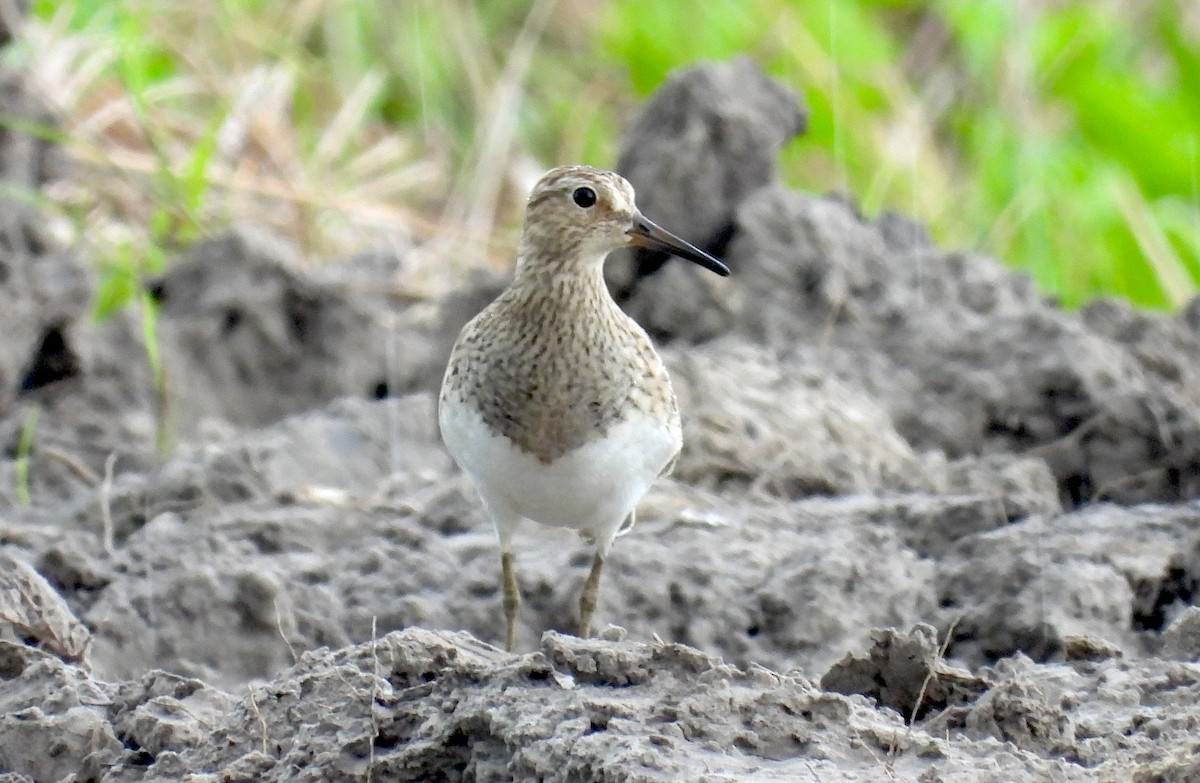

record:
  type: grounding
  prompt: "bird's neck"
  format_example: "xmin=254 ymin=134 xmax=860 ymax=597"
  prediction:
xmin=508 ymin=247 xmax=613 ymax=310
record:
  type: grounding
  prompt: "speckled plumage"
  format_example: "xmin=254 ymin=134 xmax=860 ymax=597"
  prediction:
xmin=438 ymin=165 xmax=728 ymax=650
xmin=440 ymin=253 xmax=679 ymax=465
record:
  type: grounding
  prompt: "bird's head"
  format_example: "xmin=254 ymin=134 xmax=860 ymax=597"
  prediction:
xmin=519 ymin=165 xmax=729 ymax=277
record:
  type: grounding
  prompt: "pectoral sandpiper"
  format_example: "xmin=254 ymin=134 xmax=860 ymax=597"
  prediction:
xmin=439 ymin=165 xmax=730 ymax=651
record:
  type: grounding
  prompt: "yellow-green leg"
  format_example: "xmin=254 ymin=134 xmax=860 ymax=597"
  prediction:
xmin=577 ymin=551 xmax=606 ymax=639
xmin=501 ymin=551 xmax=521 ymax=651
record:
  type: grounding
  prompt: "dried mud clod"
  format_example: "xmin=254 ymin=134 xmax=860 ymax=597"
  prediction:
xmin=0 ymin=553 xmax=91 ymax=665
xmin=612 ymin=57 xmax=807 ymax=341
xmin=149 ymin=228 xmax=389 ymax=429
xmin=1160 ymin=606 xmax=1200 ymax=662
xmin=936 ymin=505 xmax=1200 ymax=667
xmin=822 ymin=624 xmax=989 ymax=723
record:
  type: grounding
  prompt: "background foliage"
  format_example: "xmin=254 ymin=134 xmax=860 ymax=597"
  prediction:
xmin=12 ymin=0 xmax=1200 ymax=310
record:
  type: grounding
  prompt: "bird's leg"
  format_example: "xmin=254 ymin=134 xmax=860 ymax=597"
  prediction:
xmin=577 ymin=550 xmax=606 ymax=639
xmin=501 ymin=551 xmax=521 ymax=652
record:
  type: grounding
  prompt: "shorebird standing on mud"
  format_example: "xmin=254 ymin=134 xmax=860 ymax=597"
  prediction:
xmin=439 ymin=165 xmax=730 ymax=651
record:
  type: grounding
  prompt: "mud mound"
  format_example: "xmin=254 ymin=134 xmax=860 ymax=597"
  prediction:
xmin=6 ymin=398 xmax=938 ymax=684
xmin=149 ymin=229 xmax=388 ymax=428
xmin=10 ymin=629 xmax=1198 ymax=782
xmin=618 ymin=63 xmax=1200 ymax=508
xmin=666 ymin=339 xmax=929 ymax=497
xmin=936 ymin=504 xmax=1200 ymax=665
xmin=723 ymin=187 xmax=1200 ymax=507
xmin=0 ymin=65 xmax=164 ymax=510
xmin=609 ymin=56 xmax=807 ymax=304
xmin=665 ymin=338 xmax=1062 ymax=504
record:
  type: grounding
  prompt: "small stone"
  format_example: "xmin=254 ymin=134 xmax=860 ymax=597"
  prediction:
xmin=1160 ymin=606 xmax=1200 ymax=661
xmin=1062 ymin=634 xmax=1123 ymax=662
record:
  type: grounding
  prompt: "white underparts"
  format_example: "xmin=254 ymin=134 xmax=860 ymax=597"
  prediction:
xmin=440 ymin=398 xmax=681 ymax=555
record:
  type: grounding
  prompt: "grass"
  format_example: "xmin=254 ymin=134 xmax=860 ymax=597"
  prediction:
xmin=15 ymin=405 xmax=40 ymax=506
xmin=6 ymin=0 xmax=1200 ymax=310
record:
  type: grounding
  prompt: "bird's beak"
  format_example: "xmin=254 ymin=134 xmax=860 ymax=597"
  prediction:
xmin=627 ymin=213 xmax=731 ymax=277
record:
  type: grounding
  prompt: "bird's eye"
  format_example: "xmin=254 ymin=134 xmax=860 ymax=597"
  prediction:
xmin=572 ymin=187 xmax=597 ymax=208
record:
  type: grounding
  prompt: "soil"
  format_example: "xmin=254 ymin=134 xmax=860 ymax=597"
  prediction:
xmin=2 ymin=54 xmax=1199 ymax=783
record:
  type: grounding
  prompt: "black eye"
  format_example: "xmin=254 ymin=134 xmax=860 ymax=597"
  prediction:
xmin=572 ymin=187 xmax=597 ymax=208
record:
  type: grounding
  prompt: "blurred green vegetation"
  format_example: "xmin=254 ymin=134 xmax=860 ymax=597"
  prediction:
xmin=17 ymin=0 xmax=1200 ymax=309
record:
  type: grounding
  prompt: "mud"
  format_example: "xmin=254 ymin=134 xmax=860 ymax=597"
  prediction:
xmin=1 ymin=53 xmax=1199 ymax=783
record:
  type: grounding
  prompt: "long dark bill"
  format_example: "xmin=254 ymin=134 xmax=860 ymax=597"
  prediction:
xmin=627 ymin=213 xmax=731 ymax=277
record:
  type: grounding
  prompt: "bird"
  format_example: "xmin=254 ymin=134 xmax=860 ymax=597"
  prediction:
xmin=438 ymin=165 xmax=730 ymax=651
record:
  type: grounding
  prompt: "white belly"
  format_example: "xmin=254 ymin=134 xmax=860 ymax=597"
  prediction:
xmin=439 ymin=399 xmax=680 ymax=544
